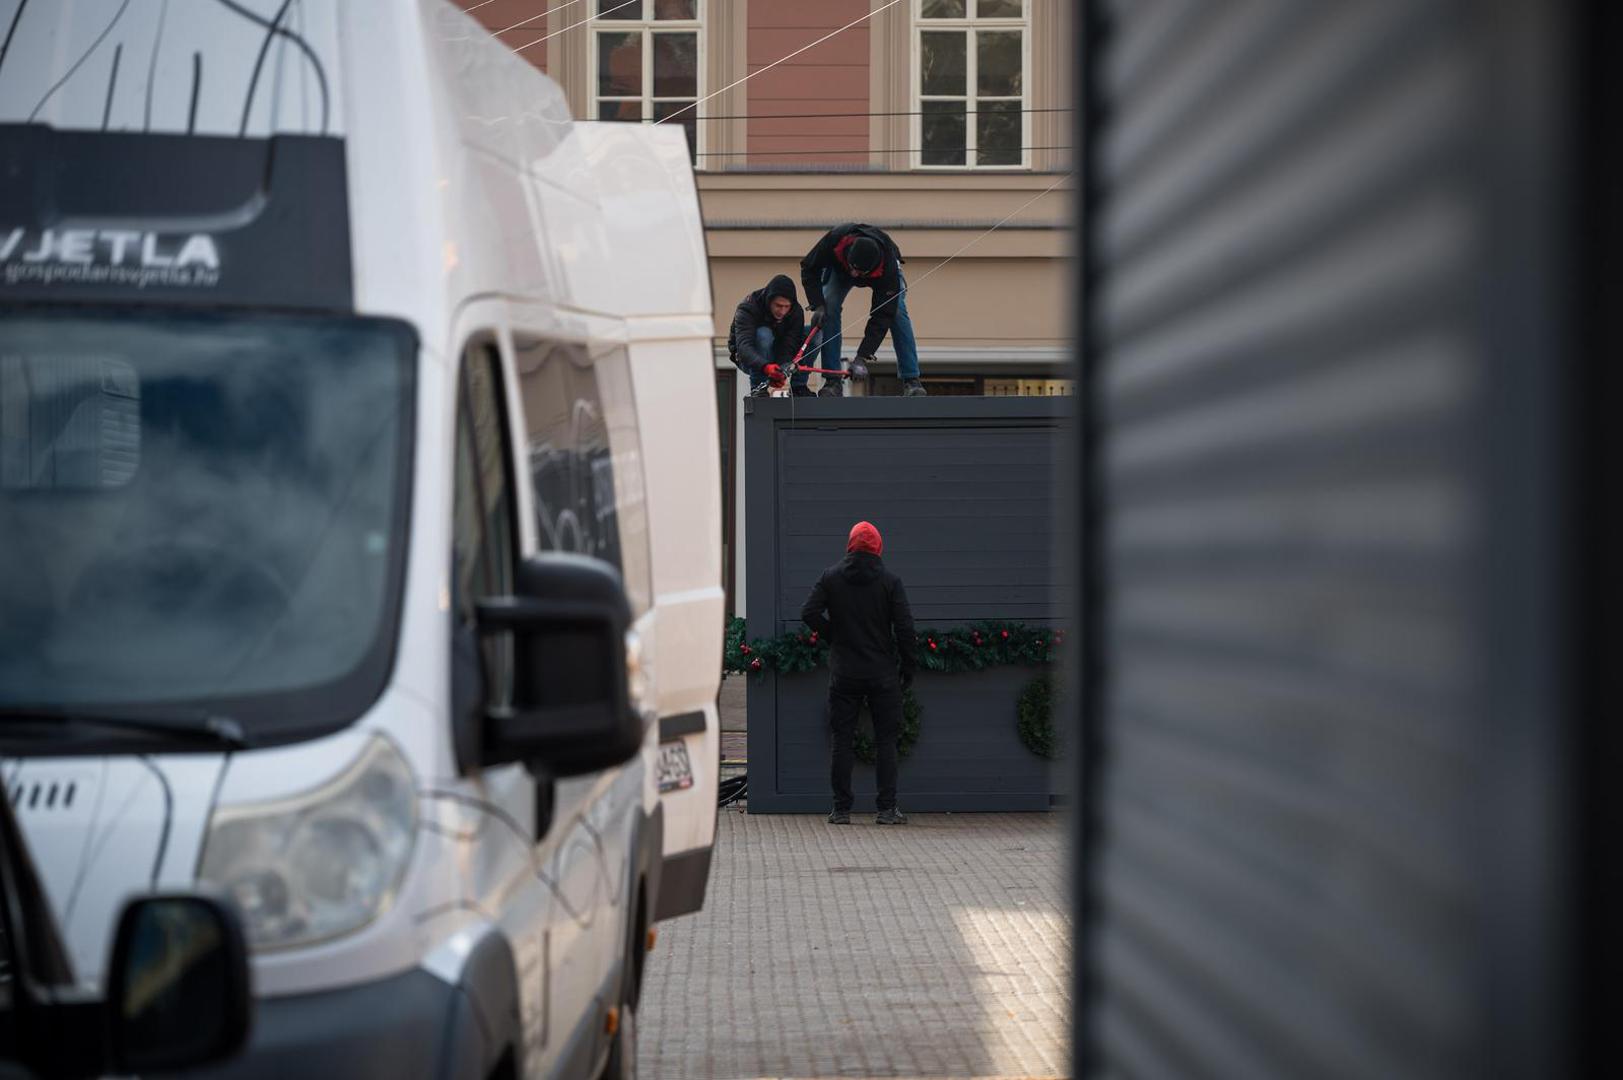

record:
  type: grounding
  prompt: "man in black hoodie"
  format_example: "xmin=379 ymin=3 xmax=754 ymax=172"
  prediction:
xmin=799 ymin=222 xmax=926 ymax=398
xmin=728 ymin=274 xmax=811 ymax=397
xmin=800 ymin=520 xmax=918 ymax=825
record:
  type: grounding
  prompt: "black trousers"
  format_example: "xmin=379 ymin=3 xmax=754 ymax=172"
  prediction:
xmin=829 ymin=675 xmax=902 ymax=812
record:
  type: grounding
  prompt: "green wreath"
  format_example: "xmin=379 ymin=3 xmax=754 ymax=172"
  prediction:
xmin=1016 ymin=675 xmax=1061 ymax=760
xmin=853 ymin=686 xmax=922 ymax=764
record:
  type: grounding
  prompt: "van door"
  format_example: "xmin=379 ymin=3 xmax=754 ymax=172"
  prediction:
xmin=449 ymin=342 xmax=556 ymax=1067
xmin=624 ymin=340 xmax=723 ymax=920
xmin=509 ymin=337 xmax=643 ymax=1073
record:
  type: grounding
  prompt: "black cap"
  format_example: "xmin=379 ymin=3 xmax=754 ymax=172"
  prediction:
xmin=846 ymin=237 xmax=883 ymax=274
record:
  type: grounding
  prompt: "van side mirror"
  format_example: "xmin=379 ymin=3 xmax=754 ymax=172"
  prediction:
xmin=105 ymin=895 xmax=251 ymax=1074
xmin=476 ymin=552 xmax=645 ymax=777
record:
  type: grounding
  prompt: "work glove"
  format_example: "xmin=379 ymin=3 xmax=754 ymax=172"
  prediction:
xmin=849 ymin=355 xmax=872 ymax=381
xmin=807 ymin=306 xmax=823 ymax=329
xmin=763 ymin=363 xmax=786 ymax=388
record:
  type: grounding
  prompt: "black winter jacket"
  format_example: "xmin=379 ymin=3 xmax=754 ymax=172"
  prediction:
xmin=727 ymin=274 xmax=805 ymax=376
xmin=800 ymin=552 xmax=918 ymax=682
xmin=798 ymin=223 xmax=905 ymax=359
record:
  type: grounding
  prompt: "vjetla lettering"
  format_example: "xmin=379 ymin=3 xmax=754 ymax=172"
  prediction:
xmin=1 ymin=227 xmax=220 ymax=270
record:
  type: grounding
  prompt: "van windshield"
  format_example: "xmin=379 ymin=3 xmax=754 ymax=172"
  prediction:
xmin=0 ymin=311 xmax=415 ymax=742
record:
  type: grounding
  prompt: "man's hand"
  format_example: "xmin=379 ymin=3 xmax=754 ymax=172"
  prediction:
xmin=764 ymin=363 xmax=786 ymax=388
xmin=850 ymin=354 xmax=872 ymax=381
xmin=807 ymin=307 xmax=823 ymax=329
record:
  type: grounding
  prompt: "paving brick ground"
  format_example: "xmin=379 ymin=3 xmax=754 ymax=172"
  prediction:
xmin=639 ymin=810 xmax=1072 ymax=1079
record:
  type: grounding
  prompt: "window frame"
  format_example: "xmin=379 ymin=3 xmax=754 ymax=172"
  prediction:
xmin=911 ymin=0 xmax=1031 ymax=171
xmin=588 ymin=0 xmax=706 ymax=164
xmin=451 ymin=340 xmax=521 ymax=713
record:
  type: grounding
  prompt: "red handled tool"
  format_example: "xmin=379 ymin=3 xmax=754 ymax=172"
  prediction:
xmin=776 ymin=325 xmax=851 ymax=385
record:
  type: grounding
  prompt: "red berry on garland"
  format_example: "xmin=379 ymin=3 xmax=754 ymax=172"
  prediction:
xmin=740 ymin=644 xmax=751 ymax=655
xmin=1001 ymin=630 xmax=1010 ymax=641
xmin=750 ymin=658 xmax=763 ymax=672
xmin=810 ymin=632 xmax=818 ymax=644
xmin=928 ymin=639 xmax=938 ymax=651
xmin=973 ymin=634 xmax=983 ymax=646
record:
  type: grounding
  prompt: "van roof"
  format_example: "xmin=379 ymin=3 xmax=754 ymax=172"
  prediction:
xmin=0 ymin=1 xmax=710 ymax=341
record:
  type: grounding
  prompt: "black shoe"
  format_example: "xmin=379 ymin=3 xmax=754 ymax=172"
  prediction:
xmin=902 ymin=378 xmax=928 ymax=398
xmin=827 ymin=810 xmax=851 ymax=825
xmin=791 ymin=385 xmax=815 ymax=397
xmin=817 ymin=380 xmax=843 ymax=398
xmin=875 ymin=807 xmax=908 ymax=825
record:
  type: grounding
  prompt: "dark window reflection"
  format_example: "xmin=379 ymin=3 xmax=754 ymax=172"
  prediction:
xmin=0 ymin=313 xmax=412 ymax=726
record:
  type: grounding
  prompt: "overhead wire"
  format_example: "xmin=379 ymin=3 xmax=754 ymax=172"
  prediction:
xmin=459 ymin=0 xmax=1069 ymax=329
xmin=491 ymin=0 xmax=589 ymax=36
xmin=513 ymin=0 xmax=639 ymax=53
xmin=653 ymin=0 xmax=909 ymax=126
xmin=856 ymin=172 xmax=1071 ymax=319
xmin=674 ymin=106 xmax=1074 ymax=122
xmin=694 ymin=145 xmax=1072 ymax=158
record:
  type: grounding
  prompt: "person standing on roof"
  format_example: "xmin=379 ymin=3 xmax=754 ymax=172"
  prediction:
xmin=728 ymin=274 xmax=811 ymax=398
xmin=800 ymin=222 xmax=927 ymax=398
xmin=800 ymin=520 xmax=918 ymax=826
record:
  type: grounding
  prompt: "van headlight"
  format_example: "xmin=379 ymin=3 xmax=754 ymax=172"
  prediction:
xmin=197 ymin=736 xmax=417 ymax=950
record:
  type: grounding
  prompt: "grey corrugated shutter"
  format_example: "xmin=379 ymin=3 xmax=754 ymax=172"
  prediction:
xmin=1081 ymin=1 xmax=1575 ymax=1076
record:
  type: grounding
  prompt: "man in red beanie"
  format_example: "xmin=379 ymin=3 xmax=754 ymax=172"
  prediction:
xmin=800 ymin=520 xmax=918 ymax=825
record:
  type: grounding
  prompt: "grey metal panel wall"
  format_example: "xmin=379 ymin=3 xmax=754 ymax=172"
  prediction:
xmin=776 ymin=426 xmax=1064 ymax=628
xmin=1082 ymin=0 xmax=1573 ymax=1076
xmin=745 ymin=397 xmax=1070 ymax=813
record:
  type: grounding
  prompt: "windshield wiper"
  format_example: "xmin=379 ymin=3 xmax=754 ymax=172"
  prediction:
xmin=0 ymin=708 xmax=249 ymax=751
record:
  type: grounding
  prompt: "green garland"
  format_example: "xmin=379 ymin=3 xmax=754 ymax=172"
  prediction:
xmin=1016 ymin=675 xmax=1061 ymax=760
xmin=853 ymin=686 xmax=922 ymax=764
xmin=723 ymin=616 xmax=1061 ymax=762
xmin=723 ymin=616 xmax=1061 ymax=676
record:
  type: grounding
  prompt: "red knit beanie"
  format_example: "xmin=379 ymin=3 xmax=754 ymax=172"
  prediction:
xmin=847 ymin=521 xmax=883 ymax=556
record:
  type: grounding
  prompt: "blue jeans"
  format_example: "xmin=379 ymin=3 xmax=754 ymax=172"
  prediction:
xmin=747 ymin=326 xmax=811 ymax=391
xmin=817 ymin=268 xmax=920 ymax=380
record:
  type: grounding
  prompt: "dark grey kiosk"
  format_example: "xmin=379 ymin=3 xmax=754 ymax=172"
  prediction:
xmin=742 ymin=395 xmax=1070 ymax=814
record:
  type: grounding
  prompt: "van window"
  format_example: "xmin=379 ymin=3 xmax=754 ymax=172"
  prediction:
xmin=514 ymin=339 xmax=652 ymax=617
xmin=451 ymin=344 xmax=518 ymax=713
xmin=0 ymin=310 xmax=416 ymax=739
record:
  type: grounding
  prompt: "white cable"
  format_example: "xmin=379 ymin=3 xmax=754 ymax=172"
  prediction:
xmin=513 ymin=0 xmax=639 ymax=53
xmin=654 ymin=0 xmax=908 ymax=125
xmin=492 ymin=0 xmax=588 ymax=36
xmin=883 ymin=172 xmax=1073 ymax=310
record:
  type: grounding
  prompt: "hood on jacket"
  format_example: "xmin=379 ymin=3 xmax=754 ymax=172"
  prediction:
xmin=764 ymin=274 xmax=798 ymax=304
xmin=742 ymin=275 xmax=802 ymax=328
xmin=840 ymin=550 xmax=884 ymax=585
xmin=847 ymin=520 xmax=883 ymax=555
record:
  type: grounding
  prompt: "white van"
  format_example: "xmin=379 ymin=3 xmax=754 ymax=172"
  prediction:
xmin=0 ymin=2 xmax=721 ymax=1077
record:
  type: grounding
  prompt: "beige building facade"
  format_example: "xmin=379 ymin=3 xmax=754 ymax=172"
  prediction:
xmin=459 ymin=1 xmax=1072 ymax=374
xmin=458 ymin=0 xmax=1074 ymax=606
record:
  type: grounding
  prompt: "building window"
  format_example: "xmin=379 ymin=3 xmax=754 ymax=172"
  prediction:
xmin=984 ymin=376 xmax=1074 ymax=397
xmin=914 ymin=0 xmax=1028 ymax=168
xmin=592 ymin=0 xmax=702 ymax=163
